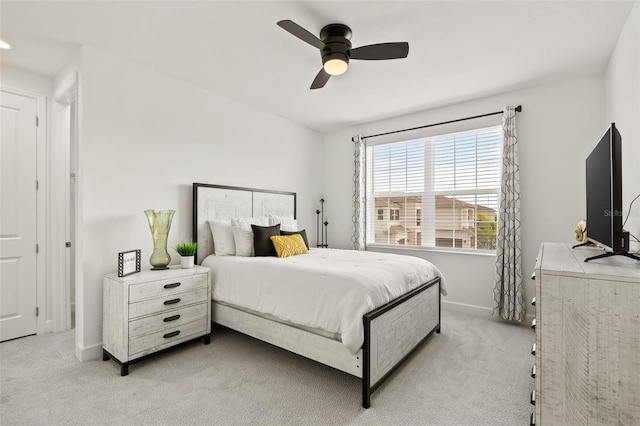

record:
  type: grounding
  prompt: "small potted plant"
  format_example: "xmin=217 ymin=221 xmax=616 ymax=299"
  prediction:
xmin=175 ymin=242 xmax=198 ymax=269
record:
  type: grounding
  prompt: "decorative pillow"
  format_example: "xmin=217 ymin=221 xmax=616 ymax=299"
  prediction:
xmin=231 ymin=217 xmax=269 ymax=257
xmin=267 ymin=215 xmax=298 ymax=232
xmin=280 ymin=229 xmax=310 ymax=250
xmin=252 ymin=224 xmax=280 ymax=257
xmin=270 ymin=234 xmax=309 ymax=258
xmin=208 ymin=219 xmax=235 ymax=256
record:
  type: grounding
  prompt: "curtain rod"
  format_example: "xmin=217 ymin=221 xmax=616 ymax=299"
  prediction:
xmin=361 ymin=105 xmax=522 ymax=140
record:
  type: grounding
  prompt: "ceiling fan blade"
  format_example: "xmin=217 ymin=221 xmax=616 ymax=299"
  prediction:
xmin=310 ymin=69 xmax=331 ymax=90
xmin=350 ymin=42 xmax=409 ymax=60
xmin=277 ymin=20 xmax=325 ymax=50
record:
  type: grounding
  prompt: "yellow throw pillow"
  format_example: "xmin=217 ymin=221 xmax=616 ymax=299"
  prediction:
xmin=270 ymin=234 xmax=309 ymax=258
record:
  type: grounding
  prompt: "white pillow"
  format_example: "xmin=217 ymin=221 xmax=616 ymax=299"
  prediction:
xmin=208 ymin=219 xmax=235 ymax=256
xmin=267 ymin=215 xmax=298 ymax=232
xmin=231 ymin=217 xmax=269 ymax=257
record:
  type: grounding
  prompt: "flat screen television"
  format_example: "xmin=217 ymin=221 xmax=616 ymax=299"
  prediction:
xmin=583 ymin=123 xmax=639 ymax=262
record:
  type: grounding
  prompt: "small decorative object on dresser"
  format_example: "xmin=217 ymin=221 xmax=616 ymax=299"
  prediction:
xmin=102 ymin=266 xmax=211 ymax=376
xmin=144 ymin=209 xmax=175 ymax=270
xmin=117 ymin=249 xmax=140 ymax=277
xmin=571 ymin=219 xmax=592 ymax=249
xmin=175 ymin=242 xmax=198 ymax=269
xmin=574 ymin=219 xmax=587 ymax=243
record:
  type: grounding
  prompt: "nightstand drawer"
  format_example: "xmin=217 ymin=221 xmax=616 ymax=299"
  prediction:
xmin=129 ymin=303 xmax=208 ymax=338
xmin=129 ymin=287 xmax=208 ymax=319
xmin=129 ymin=273 xmax=207 ymax=302
xmin=129 ymin=317 xmax=208 ymax=356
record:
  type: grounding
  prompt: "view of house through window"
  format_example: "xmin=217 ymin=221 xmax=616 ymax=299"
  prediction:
xmin=366 ymin=126 xmax=502 ymax=251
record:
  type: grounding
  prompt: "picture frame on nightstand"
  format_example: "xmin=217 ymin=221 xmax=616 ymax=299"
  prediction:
xmin=118 ymin=249 xmax=141 ymax=277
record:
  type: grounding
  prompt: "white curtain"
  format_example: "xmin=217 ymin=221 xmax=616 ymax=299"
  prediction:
xmin=492 ymin=106 xmax=524 ymax=322
xmin=352 ymin=135 xmax=366 ymax=251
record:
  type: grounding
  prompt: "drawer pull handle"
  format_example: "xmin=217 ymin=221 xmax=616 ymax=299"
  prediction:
xmin=531 ymin=297 xmax=536 ymax=306
xmin=531 ymin=364 xmax=536 ymax=378
xmin=531 ymin=343 xmax=536 ymax=356
xmin=531 ymin=272 xmax=536 ymax=280
xmin=164 ymin=282 xmax=181 ymax=289
xmin=530 ymin=390 xmax=536 ymax=405
xmin=530 ymin=412 xmax=536 ymax=426
xmin=164 ymin=298 xmax=181 ymax=305
xmin=164 ymin=315 xmax=181 ymax=322
xmin=531 ymin=318 xmax=536 ymax=330
xmin=163 ymin=331 xmax=181 ymax=339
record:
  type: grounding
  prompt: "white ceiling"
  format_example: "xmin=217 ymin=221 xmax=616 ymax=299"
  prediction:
xmin=0 ymin=1 xmax=635 ymax=132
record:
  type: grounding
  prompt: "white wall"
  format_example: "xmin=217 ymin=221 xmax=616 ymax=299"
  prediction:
xmin=76 ymin=46 xmax=323 ymax=360
xmin=606 ymin=1 xmax=640 ymax=244
xmin=1 ymin=64 xmax=52 ymax=95
xmin=322 ymin=74 xmax=606 ymax=319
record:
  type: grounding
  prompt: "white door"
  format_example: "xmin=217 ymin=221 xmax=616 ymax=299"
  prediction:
xmin=0 ymin=90 xmax=38 ymax=342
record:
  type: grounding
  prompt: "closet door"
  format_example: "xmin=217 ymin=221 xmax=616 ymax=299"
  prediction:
xmin=0 ymin=90 xmax=38 ymax=342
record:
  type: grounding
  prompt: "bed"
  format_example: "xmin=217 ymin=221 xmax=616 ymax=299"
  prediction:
xmin=192 ymin=183 xmax=445 ymax=408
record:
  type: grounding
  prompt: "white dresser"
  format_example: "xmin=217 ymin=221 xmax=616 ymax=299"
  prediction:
xmin=533 ymin=242 xmax=640 ymax=425
xmin=103 ymin=266 xmax=211 ymax=375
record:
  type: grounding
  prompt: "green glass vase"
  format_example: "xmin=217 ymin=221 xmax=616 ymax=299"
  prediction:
xmin=144 ymin=209 xmax=175 ymax=270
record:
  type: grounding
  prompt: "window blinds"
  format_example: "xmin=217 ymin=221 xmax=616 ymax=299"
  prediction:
xmin=366 ymin=126 xmax=502 ymax=250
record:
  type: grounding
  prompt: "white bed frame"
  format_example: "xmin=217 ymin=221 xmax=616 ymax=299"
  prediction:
xmin=192 ymin=183 xmax=441 ymax=408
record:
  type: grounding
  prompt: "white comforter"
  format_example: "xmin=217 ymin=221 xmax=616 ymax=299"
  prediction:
xmin=202 ymin=248 xmax=447 ymax=354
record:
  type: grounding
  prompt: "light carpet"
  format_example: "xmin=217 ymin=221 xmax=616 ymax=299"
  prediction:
xmin=0 ymin=309 xmax=533 ymax=425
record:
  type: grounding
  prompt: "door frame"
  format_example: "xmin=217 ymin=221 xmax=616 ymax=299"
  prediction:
xmin=52 ymin=74 xmax=79 ymax=333
xmin=1 ymin=85 xmax=48 ymax=335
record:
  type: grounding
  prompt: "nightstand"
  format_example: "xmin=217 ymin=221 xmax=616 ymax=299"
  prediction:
xmin=102 ymin=265 xmax=211 ymax=375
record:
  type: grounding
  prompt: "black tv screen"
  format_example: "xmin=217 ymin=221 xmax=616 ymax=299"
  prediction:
xmin=585 ymin=123 xmax=625 ymax=253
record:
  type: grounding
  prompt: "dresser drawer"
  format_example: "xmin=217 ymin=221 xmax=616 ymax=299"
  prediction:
xmin=129 ymin=287 xmax=208 ymax=319
xmin=129 ymin=273 xmax=207 ymax=302
xmin=129 ymin=317 xmax=208 ymax=356
xmin=129 ymin=303 xmax=208 ymax=338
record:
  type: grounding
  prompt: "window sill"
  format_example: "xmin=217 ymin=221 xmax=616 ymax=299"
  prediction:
xmin=366 ymin=244 xmax=497 ymax=257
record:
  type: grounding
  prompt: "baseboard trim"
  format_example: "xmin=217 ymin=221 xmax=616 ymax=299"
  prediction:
xmin=442 ymin=300 xmax=534 ymax=326
xmin=442 ymin=300 xmax=492 ymax=316
xmin=45 ymin=319 xmax=54 ymax=333
xmin=75 ymin=341 xmax=102 ymax=362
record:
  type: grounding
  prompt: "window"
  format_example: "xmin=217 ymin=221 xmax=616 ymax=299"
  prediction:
xmin=366 ymin=126 xmax=501 ymax=251
xmin=377 ymin=209 xmax=384 ymax=220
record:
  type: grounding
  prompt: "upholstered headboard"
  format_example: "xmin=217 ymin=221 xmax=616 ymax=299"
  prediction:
xmin=192 ymin=183 xmax=296 ymax=264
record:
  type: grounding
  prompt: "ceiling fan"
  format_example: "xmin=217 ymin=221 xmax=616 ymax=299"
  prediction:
xmin=277 ymin=20 xmax=409 ymax=90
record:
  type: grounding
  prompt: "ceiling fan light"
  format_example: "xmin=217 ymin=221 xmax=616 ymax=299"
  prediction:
xmin=323 ymin=58 xmax=348 ymax=76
